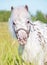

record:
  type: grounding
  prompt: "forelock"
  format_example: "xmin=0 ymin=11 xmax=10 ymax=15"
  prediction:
xmin=11 ymin=6 xmax=30 ymax=20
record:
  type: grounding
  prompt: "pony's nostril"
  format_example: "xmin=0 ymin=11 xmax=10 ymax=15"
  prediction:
xmin=18 ymin=38 xmax=21 ymax=41
xmin=23 ymin=37 xmax=27 ymax=41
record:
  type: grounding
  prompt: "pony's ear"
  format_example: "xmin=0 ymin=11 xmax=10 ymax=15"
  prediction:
xmin=25 ymin=5 xmax=28 ymax=11
xmin=11 ymin=6 xmax=13 ymax=11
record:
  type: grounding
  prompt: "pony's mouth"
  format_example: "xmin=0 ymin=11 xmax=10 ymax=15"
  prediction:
xmin=18 ymin=37 xmax=27 ymax=45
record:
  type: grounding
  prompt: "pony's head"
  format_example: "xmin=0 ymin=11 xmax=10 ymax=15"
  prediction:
xmin=9 ymin=5 xmax=31 ymax=45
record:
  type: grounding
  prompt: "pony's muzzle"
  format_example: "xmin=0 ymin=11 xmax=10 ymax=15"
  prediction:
xmin=16 ymin=29 xmax=29 ymax=45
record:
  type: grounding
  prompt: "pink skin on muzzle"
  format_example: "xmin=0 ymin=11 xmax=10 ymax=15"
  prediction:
xmin=17 ymin=30 xmax=28 ymax=45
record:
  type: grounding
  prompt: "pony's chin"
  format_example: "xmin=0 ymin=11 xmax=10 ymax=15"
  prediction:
xmin=18 ymin=38 xmax=27 ymax=46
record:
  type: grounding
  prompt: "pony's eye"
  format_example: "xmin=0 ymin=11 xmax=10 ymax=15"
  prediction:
xmin=13 ymin=22 xmax=16 ymax=25
xmin=27 ymin=21 xmax=30 ymax=23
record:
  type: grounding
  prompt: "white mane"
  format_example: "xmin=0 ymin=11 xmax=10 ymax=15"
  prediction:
xmin=22 ymin=21 xmax=47 ymax=64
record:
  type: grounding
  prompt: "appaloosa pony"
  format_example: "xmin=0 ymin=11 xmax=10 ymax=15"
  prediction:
xmin=9 ymin=5 xmax=47 ymax=65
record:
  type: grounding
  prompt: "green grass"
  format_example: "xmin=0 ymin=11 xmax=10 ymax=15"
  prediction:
xmin=0 ymin=11 xmax=10 ymax=22
xmin=0 ymin=22 xmax=33 ymax=65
